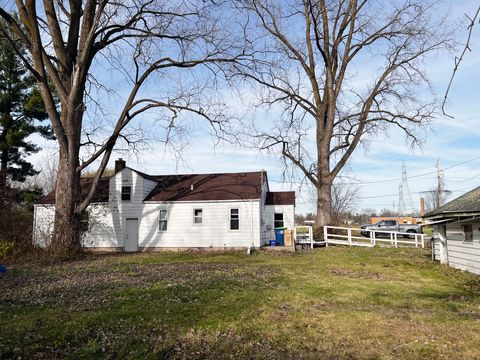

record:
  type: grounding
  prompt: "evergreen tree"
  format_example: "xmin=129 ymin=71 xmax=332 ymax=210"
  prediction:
xmin=0 ymin=18 xmax=53 ymax=190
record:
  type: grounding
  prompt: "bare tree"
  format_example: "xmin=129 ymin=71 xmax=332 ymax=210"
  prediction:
xmin=330 ymin=181 xmax=359 ymax=224
xmin=0 ymin=1 xmax=245 ymax=257
xmin=233 ymin=0 xmax=452 ymax=228
xmin=423 ymin=187 xmax=451 ymax=213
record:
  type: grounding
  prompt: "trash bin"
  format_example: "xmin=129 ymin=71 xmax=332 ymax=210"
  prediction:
xmin=269 ymin=240 xmax=276 ymax=246
xmin=274 ymin=227 xmax=287 ymax=246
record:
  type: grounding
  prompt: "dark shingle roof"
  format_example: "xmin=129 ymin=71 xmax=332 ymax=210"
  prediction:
xmin=425 ymin=186 xmax=480 ymax=217
xmin=36 ymin=171 xmax=269 ymax=204
xmin=145 ymin=172 xmax=265 ymax=201
xmin=36 ymin=177 xmax=111 ymax=204
xmin=265 ymin=191 xmax=295 ymax=206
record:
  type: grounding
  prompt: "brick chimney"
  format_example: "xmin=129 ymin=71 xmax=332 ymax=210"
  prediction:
xmin=115 ymin=158 xmax=126 ymax=173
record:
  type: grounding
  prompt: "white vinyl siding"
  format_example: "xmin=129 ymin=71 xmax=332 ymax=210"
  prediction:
xmin=262 ymin=205 xmax=295 ymax=243
xmin=432 ymin=221 xmax=480 ymax=275
xmin=32 ymin=167 xmax=277 ymax=250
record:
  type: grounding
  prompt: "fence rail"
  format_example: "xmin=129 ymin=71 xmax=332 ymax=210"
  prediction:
xmin=294 ymin=226 xmax=325 ymax=248
xmin=324 ymin=226 xmax=425 ymax=248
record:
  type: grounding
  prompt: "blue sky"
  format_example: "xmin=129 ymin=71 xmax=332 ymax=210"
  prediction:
xmin=25 ymin=1 xmax=480 ymax=215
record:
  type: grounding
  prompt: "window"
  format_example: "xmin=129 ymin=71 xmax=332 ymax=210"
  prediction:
xmin=121 ymin=186 xmax=131 ymax=201
xmin=193 ymin=208 xmax=203 ymax=224
xmin=463 ymin=224 xmax=473 ymax=242
xmin=230 ymin=208 xmax=239 ymax=230
xmin=274 ymin=213 xmax=284 ymax=228
xmin=159 ymin=210 xmax=168 ymax=231
xmin=385 ymin=220 xmax=397 ymax=226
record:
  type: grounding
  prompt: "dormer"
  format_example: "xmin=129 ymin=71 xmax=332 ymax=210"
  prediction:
xmin=109 ymin=159 xmax=158 ymax=203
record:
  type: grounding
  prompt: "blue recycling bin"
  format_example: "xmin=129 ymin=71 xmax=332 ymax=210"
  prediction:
xmin=269 ymin=240 xmax=276 ymax=246
xmin=274 ymin=227 xmax=287 ymax=246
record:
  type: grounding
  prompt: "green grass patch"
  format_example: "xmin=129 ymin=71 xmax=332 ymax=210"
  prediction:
xmin=1 ymin=248 xmax=479 ymax=359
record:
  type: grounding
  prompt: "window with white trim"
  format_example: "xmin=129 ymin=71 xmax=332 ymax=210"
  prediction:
xmin=463 ymin=224 xmax=473 ymax=242
xmin=159 ymin=209 xmax=168 ymax=231
xmin=274 ymin=213 xmax=284 ymax=228
xmin=193 ymin=208 xmax=203 ymax=224
xmin=230 ymin=208 xmax=239 ymax=230
xmin=121 ymin=186 xmax=131 ymax=201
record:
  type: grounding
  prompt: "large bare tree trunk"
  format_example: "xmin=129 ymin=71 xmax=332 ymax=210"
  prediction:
xmin=316 ymin=149 xmax=332 ymax=229
xmin=51 ymin=148 xmax=81 ymax=256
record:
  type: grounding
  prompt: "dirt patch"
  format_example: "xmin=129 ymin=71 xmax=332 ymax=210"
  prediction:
xmin=328 ymin=268 xmax=392 ymax=281
xmin=0 ymin=261 xmax=276 ymax=308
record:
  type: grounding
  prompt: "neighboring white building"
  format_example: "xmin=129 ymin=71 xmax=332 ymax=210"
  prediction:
xmin=425 ymin=186 xmax=480 ymax=275
xmin=33 ymin=159 xmax=295 ymax=251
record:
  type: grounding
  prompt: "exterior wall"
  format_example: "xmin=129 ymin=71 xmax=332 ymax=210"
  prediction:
xmin=139 ymin=200 xmax=261 ymax=248
xmin=433 ymin=221 xmax=480 ymax=275
xmin=34 ymin=200 xmax=262 ymax=249
xmin=105 ymin=168 xmax=146 ymax=247
xmin=262 ymin=204 xmax=295 ymax=243
xmin=33 ymin=167 xmax=266 ymax=250
xmin=32 ymin=205 xmax=55 ymax=246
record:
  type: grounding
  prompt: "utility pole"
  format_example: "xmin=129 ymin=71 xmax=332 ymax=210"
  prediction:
xmin=435 ymin=159 xmax=441 ymax=210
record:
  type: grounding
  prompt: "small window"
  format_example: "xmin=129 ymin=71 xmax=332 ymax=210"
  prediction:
xmin=193 ymin=208 xmax=203 ymax=224
xmin=159 ymin=210 xmax=168 ymax=231
xmin=274 ymin=213 xmax=284 ymax=228
xmin=463 ymin=224 xmax=473 ymax=242
xmin=121 ymin=186 xmax=131 ymax=201
xmin=230 ymin=208 xmax=239 ymax=230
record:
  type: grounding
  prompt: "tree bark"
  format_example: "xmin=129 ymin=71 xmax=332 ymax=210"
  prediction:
xmin=316 ymin=155 xmax=332 ymax=230
xmin=50 ymin=145 xmax=82 ymax=257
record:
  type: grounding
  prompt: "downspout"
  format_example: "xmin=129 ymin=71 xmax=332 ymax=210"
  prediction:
xmin=248 ymin=200 xmax=254 ymax=254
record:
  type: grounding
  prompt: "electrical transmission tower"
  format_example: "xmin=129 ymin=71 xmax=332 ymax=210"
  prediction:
xmin=398 ymin=162 xmax=414 ymax=215
xmin=434 ymin=159 xmax=450 ymax=210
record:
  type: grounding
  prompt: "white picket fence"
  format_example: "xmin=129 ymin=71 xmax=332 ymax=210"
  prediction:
xmin=294 ymin=226 xmax=324 ymax=248
xmin=324 ymin=226 xmax=425 ymax=248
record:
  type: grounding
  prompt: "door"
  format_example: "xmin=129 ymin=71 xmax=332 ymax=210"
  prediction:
xmin=384 ymin=220 xmax=398 ymax=232
xmin=125 ymin=218 xmax=139 ymax=252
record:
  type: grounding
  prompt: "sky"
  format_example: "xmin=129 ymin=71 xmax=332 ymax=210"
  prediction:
xmin=22 ymin=1 xmax=480 ymax=215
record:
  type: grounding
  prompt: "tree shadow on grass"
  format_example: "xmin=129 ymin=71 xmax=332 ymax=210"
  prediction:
xmin=0 ymin=259 xmax=281 ymax=358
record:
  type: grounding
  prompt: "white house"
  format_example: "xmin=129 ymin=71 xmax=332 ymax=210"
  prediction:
xmin=425 ymin=186 xmax=480 ymax=275
xmin=33 ymin=159 xmax=295 ymax=251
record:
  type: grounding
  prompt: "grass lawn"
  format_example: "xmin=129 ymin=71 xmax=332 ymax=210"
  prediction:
xmin=1 ymin=247 xmax=479 ymax=359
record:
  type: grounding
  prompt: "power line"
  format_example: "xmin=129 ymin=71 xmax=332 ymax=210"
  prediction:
xmin=357 ymin=187 xmax=471 ymax=200
xmin=268 ymin=153 xmax=480 ymax=186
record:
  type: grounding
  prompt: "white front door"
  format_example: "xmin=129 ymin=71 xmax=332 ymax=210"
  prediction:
xmin=125 ymin=218 xmax=139 ymax=252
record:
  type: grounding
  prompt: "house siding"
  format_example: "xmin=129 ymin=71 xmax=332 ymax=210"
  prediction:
xmin=32 ymin=205 xmax=55 ymax=246
xmin=433 ymin=221 xmax=480 ymax=275
xmin=33 ymin=168 xmax=291 ymax=250
xmin=262 ymin=204 xmax=295 ymax=243
xmin=34 ymin=200 xmax=261 ymax=249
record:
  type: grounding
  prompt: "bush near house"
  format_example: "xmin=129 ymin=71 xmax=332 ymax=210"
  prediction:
xmin=1 ymin=248 xmax=479 ymax=359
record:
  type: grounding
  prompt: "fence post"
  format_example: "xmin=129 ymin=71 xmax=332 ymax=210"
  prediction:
xmin=373 ymin=230 xmax=376 ymax=246
xmin=421 ymin=234 xmax=425 ymax=249
xmin=322 ymin=226 xmax=326 ymax=248
xmin=394 ymin=233 xmax=398 ymax=248
xmin=415 ymin=235 xmax=418 ymax=248
xmin=390 ymin=232 xmax=393 ymax=245
xmin=348 ymin=228 xmax=352 ymax=245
